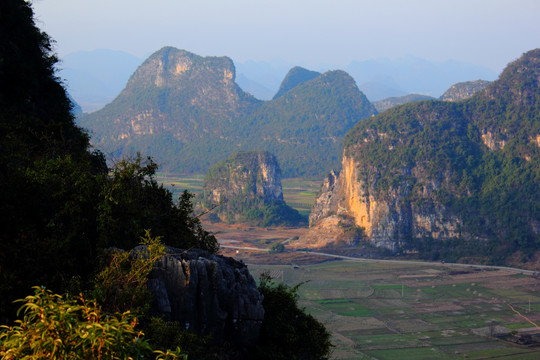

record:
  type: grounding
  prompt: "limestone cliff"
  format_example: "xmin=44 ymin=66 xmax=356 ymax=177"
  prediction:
xmin=198 ymin=151 xmax=305 ymax=226
xmin=144 ymin=246 xmax=264 ymax=346
xmin=305 ymin=49 xmax=539 ymax=263
xmin=307 ymin=156 xmax=464 ymax=252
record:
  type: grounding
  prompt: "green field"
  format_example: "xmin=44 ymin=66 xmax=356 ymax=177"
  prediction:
xmin=156 ymin=174 xmax=321 ymax=217
xmin=248 ymin=261 xmax=540 ymax=359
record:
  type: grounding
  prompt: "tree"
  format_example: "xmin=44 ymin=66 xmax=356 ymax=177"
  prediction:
xmin=256 ymin=273 xmax=332 ymax=360
xmin=0 ymin=1 xmax=217 ymax=322
xmin=97 ymin=154 xmax=218 ymax=253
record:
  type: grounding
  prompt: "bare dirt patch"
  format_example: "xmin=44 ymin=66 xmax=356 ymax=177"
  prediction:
xmin=413 ymin=302 xmax=465 ymax=313
xmin=204 ymin=221 xmax=307 ymax=243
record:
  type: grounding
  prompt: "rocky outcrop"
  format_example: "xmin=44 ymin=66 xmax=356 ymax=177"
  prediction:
xmin=203 ymin=151 xmax=284 ymax=206
xmin=440 ymin=79 xmax=491 ymax=101
xmin=144 ymin=246 xmax=264 ymax=346
xmin=198 ymin=151 xmax=305 ymax=226
xmin=306 ymin=157 xmax=464 ymax=252
xmin=373 ymin=94 xmax=435 ymax=112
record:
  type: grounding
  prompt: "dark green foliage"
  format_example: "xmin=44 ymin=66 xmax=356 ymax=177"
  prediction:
xmin=269 ymin=242 xmax=285 ymax=253
xmin=0 ymin=0 xmax=106 ymax=321
xmin=343 ymin=49 xmax=540 ymax=262
xmin=256 ymin=274 xmax=332 ymax=360
xmin=273 ymin=66 xmax=321 ymax=99
xmin=98 ymin=155 xmax=218 ymax=253
xmin=0 ymin=1 xmax=217 ymax=322
xmin=145 ymin=317 xmax=213 ymax=360
xmin=0 ymin=287 xmax=186 ymax=359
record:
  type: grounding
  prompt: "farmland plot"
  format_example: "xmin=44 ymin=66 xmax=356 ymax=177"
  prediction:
xmin=249 ymin=261 xmax=540 ymax=359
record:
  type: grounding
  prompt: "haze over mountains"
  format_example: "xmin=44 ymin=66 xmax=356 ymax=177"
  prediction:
xmin=63 ymin=49 xmax=497 ymax=112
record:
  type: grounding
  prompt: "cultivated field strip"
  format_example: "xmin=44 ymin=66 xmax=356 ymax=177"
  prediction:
xmin=248 ymin=261 xmax=540 ymax=359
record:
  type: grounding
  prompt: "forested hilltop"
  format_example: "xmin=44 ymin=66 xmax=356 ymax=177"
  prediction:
xmin=307 ymin=49 xmax=539 ymax=265
xmin=78 ymin=47 xmax=376 ymax=178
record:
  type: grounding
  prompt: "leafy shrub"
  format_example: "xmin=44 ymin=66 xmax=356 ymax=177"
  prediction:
xmin=256 ymin=273 xmax=332 ymax=360
xmin=0 ymin=287 xmax=186 ymax=360
xmin=269 ymin=243 xmax=285 ymax=253
xmin=93 ymin=230 xmax=165 ymax=315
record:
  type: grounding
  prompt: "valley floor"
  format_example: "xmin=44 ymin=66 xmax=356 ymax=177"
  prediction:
xmin=206 ymin=222 xmax=540 ymax=359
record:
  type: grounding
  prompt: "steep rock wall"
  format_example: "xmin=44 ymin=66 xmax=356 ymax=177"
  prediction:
xmin=308 ymin=156 xmax=463 ymax=252
xmin=198 ymin=151 xmax=304 ymax=226
xmin=145 ymin=247 xmax=264 ymax=346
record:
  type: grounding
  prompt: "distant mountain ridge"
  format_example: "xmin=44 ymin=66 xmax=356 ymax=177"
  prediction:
xmin=63 ymin=50 xmax=498 ymax=110
xmin=78 ymin=47 xmax=376 ymax=178
xmin=60 ymin=49 xmax=142 ymax=112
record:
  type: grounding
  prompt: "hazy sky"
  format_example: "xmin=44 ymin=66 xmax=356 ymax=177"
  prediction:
xmin=32 ymin=0 xmax=539 ymax=72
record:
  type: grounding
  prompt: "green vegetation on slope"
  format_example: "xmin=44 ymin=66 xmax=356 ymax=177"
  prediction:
xmin=273 ymin=66 xmax=321 ymax=99
xmin=343 ymin=49 xmax=540 ymax=262
xmin=78 ymin=50 xmax=376 ymax=178
xmin=0 ymin=0 xmax=217 ymax=328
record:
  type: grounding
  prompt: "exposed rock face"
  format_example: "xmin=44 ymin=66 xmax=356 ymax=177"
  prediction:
xmin=306 ymin=157 xmax=463 ymax=252
xmin=144 ymin=246 xmax=264 ymax=346
xmin=373 ymin=94 xmax=435 ymax=113
xmin=204 ymin=151 xmax=284 ymax=206
xmin=198 ymin=151 xmax=304 ymax=226
xmin=440 ymin=79 xmax=491 ymax=101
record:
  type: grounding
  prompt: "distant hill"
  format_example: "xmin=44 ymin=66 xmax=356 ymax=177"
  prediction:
xmin=345 ymin=56 xmax=497 ymax=100
xmin=197 ymin=151 xmax=305 ymax=226
xmin=373 ymin=94 xmax=436 ymax=112
xmin=78 ymin=47 xmax=376 ymax=178
xmin=235 ymin=73 xmax=275 ymax=100
xmin=273 ymin=66 xmax=321 ymax=99
xmin=307 ymin=49 xmax=540 ymax=265
xmin=440 ymin=79 xmax=491 ymax=101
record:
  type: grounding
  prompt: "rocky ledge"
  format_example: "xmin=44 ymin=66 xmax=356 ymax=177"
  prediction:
xmin=141 ymin=246 xmax=264 ymax=346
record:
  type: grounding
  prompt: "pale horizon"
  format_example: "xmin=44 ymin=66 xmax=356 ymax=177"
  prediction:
xmin=32 ymin=0 xmax=539 ymax=74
